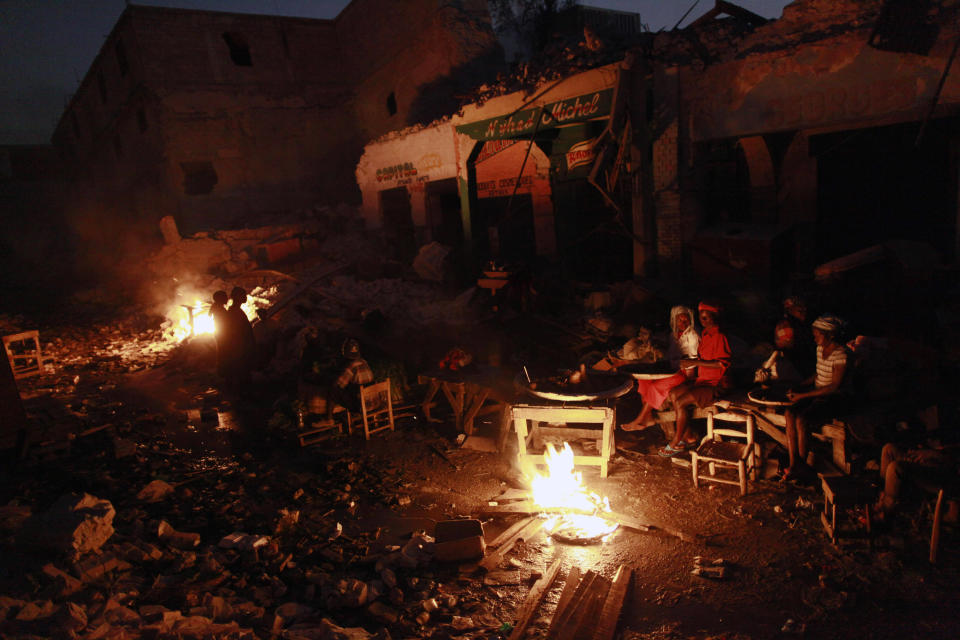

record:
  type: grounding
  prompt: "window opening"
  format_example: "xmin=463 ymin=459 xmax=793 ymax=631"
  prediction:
xmin=222 ymin=32 xmax=253 ymax=66
xmin=180 ymin=161 xmax=218 ymax=195
xmin=386 ymin=91 xmax=397 ymax=116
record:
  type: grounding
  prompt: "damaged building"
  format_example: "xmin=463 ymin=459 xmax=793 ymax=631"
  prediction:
xmin=50 ymin=1 xmax=502 ymax=275
xmin=4 ymin=2 xmax=960 ymax=640
xmin=357 ymin=0 xmax=960 ymax=292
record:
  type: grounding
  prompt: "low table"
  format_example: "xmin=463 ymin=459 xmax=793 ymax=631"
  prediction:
xmin=512 ymin=403 xmax=616 ymax=478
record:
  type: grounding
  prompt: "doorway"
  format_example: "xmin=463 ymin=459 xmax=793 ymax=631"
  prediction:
xmin=811 ymin=118 xmax=957 ymax=262
xmin=473 ymin=194 xmax=536 ymax=266
xmin=380 ymin=187 xmax=416 ymax=262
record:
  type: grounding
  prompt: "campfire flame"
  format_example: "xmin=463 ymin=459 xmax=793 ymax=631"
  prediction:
xmin=528 ymin=442 xmax=618 ymax=542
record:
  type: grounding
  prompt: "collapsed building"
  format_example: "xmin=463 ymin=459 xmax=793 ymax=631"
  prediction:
xmin=48 ymin=1 xmax=503 ymax=278
xmin=356 ymin=0 xmax=960 ymax=292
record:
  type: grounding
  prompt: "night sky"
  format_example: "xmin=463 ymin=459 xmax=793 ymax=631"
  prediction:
xmin=0 ymin=0 xmax=791 ymax=145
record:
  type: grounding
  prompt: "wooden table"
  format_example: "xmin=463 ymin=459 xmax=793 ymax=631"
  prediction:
xmin=418 ymin=366 xmax=513 ymax=436
xmin=512 ymin=403 xmax=616 ymax=478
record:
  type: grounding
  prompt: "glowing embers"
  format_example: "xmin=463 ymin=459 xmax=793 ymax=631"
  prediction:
xmin=528 ymin=442 xmax=618 ymax=544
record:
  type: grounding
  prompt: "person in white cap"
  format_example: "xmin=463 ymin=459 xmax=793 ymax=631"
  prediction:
xmin=782 ymin=314 xmax=848 ymax=481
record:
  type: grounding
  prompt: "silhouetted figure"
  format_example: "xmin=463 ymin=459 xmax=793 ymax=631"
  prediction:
xmin=210 ymin=290 xmax=230 ymax=377
xmin=783 ymin=295 xmax=816 ymax=378
xmin=225 ymin=286 xmax=256 ymax=389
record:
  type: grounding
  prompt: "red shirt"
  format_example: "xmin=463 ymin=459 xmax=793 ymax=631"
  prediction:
xmin=696 ymin=325 xmax=732 ymax=386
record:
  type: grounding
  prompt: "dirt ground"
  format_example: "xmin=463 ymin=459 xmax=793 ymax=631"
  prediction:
xmin=2 ymin=303 xmax=959 ymax=640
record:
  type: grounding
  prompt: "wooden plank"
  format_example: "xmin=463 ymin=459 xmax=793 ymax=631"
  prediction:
xmin=478 ymin=502 xmax=565 ymax=516
xmin=487 ymin=516 xmax=535 ymax=549
xmin=479 ymin=518 xmax=545 ymax=572
xmin=552 ymin=566 xmax=582 ymax=622
xmin=514 ymin=406 xmax=613 ymax=423
xmin=553 ymin=574 xmax=611 ymax=640
xmin=494 ymin=488 xmax=532 ymax=503
xmin=496 ymin=405 xmax=514 ymax=452
xmin=526 ymin=426 xmax=605 ymax=441
xmin=521 ymin=454 xmax=607 ymax=466
xmin=931 ymin=488 xmax=944 ymax=564
xmin=572 ymin=577 xmax=611 ymax=640
xmin=507 ymin=557 xmax=563 ymax=640
xmin=547 ymin=570 xmax=597 ymax=638
xmin=608 ymin=510 xmax=696 ymax=543
xmin=592 ymin=566 xmax=632 ymax=640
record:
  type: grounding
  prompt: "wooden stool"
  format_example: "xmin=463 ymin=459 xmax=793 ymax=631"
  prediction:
xmin=820 ymin=474 xmax=875 ymax=547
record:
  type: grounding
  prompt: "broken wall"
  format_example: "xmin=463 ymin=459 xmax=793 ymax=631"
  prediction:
xmin=659 ymin=0 xmax=960 ymax=280
xmin=337 ymin=0 xmax=503 ymax=139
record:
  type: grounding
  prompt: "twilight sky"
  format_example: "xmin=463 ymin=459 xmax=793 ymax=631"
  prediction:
xmin=0 ymin=0 xmax=792 ymax=145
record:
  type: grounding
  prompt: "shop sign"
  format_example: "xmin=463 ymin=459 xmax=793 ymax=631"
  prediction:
xmin=376 ymin=162 xmax=417 ymax=183
xmin=476 ymin=140 xmax=520 ymax=164
xmin=477 ymin=175 xmax=534 ymax=198
xmin=565 ymin=139 xmax=596 ymax=170
xmin=457 ymin=89 xmax=613 ymax=141
xmin=375 ymin=151 xmax=447 ymax=186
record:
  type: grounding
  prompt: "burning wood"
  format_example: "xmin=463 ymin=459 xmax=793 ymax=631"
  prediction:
xmin=160 ymin=284 xmax=278 ymax=344
xmin=525 ymin=442 xmax=618 ymax=544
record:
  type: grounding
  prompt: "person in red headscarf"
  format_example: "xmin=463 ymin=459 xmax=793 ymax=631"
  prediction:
xmin=620 ymin=305 xmax=699 ymax=431
xmin=659 ymin=300 xmax=732 ymax=456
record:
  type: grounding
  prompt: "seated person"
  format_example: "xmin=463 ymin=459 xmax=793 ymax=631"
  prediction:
xmin=753 ymin=318 xmax=804 ymax=388
xmin=621 ymin=305 xmax=699 ymax=431
xmin=783 ymin=295 xmax=816 ymax=379
xmin=781 ymin=314 xmax=848 ymax=480
xmin=659 ymin=301 xmax=732 ymax=456
xmin=875 ymin=440 xmax=959 ymax=522
xmin=593 ymin=326 xmax=663 ymax=371
xmin=328 ymin=338 xmax=375 ymax=416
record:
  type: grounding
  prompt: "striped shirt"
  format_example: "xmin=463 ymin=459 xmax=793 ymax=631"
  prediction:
xmin=336 ymin=358 xmax=374 ymax=388
xmin=814 ymin=345 xmax=847 ymax=388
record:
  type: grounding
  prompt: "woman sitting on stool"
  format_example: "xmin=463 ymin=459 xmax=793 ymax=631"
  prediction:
xmin=659 ymin=301 xmax=732 ymax=456
xmin=620 ymin=305 xmax=699 ymax=431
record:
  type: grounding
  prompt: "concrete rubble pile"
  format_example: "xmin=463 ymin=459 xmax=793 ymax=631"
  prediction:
xmin=0 ymin=424 xmax=522 ymax=640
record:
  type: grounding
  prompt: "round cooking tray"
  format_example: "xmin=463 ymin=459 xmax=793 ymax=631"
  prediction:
xmin=517 ymin=372 xmax=634 ymax=402
xmin=618 ymin=362 xmax=678 ymax=381
xmin=747 ymin=387 xmax=793 ymax=407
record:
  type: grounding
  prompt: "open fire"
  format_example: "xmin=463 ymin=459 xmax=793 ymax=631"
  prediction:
xmin=527 ymin=442 xmax=618 ymax=544
xmin=161 ymin=285 xmax=279 ymax=344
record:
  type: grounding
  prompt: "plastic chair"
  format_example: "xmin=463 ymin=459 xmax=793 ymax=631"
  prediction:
xmin=691 ymin=408 xmax=758 ymax=496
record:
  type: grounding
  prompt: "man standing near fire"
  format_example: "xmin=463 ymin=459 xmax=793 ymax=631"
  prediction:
xmin=210 ymin=290 xmax=230 ymax=378
xmin=224 ymin=286 xmax=256 ymax=389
